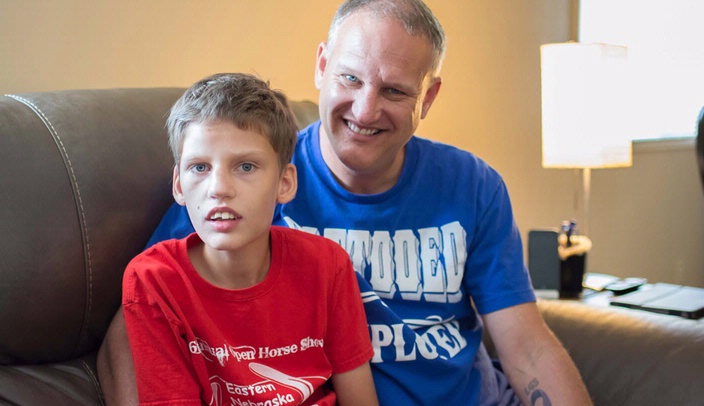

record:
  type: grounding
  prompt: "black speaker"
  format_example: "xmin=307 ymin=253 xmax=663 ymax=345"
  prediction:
xmin=528 ymin=229 xmax=560 ymax=294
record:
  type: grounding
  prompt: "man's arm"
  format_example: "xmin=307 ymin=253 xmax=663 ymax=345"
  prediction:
xmin=97 ymin=307 xmax=139 ymax=406
xmin=483 ymin=302 xmax=592 ymax=406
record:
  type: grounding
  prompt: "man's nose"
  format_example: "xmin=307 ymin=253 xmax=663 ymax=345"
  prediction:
xmin=209 ymin=167 xmax=235 ymax=199
xmin=352 ymin=88 xmax=382 ymax=124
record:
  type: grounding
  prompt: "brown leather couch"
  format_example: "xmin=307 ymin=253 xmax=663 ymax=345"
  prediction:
xmin=0 ymin=88 xmax=318 ymax=405
xmin=1 ymin=88 xmax=703 ymax=405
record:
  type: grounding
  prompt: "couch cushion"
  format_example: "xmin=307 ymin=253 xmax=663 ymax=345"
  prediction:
xmin=0 ymin=353 xmax=102 ymax=405
xmin=538 ymin=299 xmax=704 ymax=405
xmin=0 ymin=89 xmax=184 ymax=365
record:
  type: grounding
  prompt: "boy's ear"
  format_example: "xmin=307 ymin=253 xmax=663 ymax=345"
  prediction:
xmin=314 ymin=42 xmax=328 ymax=90
xmin=172 ymin=165 xmax=186 ymax=206
xmin=277 ymin=163 xmax=298 ymax=204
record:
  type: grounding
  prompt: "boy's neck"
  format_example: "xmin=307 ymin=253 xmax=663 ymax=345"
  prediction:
xmin=188 ymin=240 xmax=271 ymax=290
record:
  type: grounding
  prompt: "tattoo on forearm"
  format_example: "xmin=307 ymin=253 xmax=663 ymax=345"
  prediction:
xmin=523 ymin=378 xmax=552 ymax=406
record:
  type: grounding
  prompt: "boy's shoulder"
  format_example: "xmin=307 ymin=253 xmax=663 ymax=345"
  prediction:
xmin=270 ymin=226 xmax=353 ymax=282
xmin=271 ymin=226 xmax=347 ymax=258
xmin=127 ymin=235 xmax=192 ymax=275
xmin=272 ymin=225 xmax=336 ymax=244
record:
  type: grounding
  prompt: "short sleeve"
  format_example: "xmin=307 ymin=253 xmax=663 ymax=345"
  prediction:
xmin=463 ymin=179 xmax=536 ymax=315
xmin=323 ymin=247 xmax=374 ymax=373
xmin=122 ymin=258 xmax=202 ymax=405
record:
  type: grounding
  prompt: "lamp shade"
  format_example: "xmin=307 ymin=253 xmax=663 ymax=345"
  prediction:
xmin=541 ymin=43 xmax=632 ymax=168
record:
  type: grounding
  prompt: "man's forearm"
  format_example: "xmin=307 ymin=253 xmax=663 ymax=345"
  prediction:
xmin=507 ymin=337 xmax=591 ymax=406
xmin=484 ymin=302 xmax=592 ymax=406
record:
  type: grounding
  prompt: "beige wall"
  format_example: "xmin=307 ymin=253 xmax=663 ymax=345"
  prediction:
xmin=3 ymin=0 xmax=703 ymax=286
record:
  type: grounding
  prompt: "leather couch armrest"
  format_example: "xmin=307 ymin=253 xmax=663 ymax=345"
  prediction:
xmin=537 ymin=299 xmax=704 ymax=405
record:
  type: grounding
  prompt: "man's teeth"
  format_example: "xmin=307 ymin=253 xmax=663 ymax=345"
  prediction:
xmin=347 ymin=121 xmax=380 ymax=135
xmin=210 ymin=212 xmax=236 ymax=220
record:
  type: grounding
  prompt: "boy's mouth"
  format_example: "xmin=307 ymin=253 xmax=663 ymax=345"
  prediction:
xmin=210 ymin=212 xmax=237 ymax=220
xmin=207 ymin=208 xmax=241 ymax=221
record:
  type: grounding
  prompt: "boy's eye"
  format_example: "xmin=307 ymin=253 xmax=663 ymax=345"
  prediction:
xmin=192 ymin=164 xmax=207 ymax=173
xmin=240 ymin=163 xmax=254 ymax=172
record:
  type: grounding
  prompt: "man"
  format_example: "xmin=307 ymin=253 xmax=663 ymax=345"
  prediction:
xmin=98 ymin=1 xmax=592 ymax=404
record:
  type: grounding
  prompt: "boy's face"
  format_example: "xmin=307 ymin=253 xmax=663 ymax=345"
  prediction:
xmin=173 ymin=120 xmax=296 ymax=254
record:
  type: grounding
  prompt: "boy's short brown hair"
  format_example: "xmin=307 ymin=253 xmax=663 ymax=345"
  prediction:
xmin=167 ymin=73 xmax=298 ymax=170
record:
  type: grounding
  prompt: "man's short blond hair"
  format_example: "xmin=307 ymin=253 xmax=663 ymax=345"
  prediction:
xmin=327 ymin=0 xmax=446 ymax=76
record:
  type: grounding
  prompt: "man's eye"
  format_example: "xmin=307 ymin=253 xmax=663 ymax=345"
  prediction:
xmin=240 ymin=163 xmax=254 ymax=172
xmin=385 ymin=88 xmax=404 ymax=96
xmin=345 ymin=74 xmax=358 ymax=83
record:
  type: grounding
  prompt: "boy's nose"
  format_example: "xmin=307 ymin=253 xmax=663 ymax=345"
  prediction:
xmin=208 ymin=169 xmax=235 ymax=199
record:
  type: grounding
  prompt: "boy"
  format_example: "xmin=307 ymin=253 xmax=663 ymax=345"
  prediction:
xmin=121 ymin=73 xmax=377 ymax=406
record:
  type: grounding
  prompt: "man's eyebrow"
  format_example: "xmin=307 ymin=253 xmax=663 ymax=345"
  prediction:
xmin=333 ymin=57 xmax=423 ymax=94
xmin=334 ymin=63 xmax=357 ymax=74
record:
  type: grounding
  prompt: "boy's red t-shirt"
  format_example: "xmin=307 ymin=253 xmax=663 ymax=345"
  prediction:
xmin=123 ymin=226 xmax=373 ymax=406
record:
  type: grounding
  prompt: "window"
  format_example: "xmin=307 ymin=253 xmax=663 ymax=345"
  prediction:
xmin=579 ymin=0 xmax=704 ymax=141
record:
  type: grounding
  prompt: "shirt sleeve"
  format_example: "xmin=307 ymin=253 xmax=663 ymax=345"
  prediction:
xmin=122 ymin=260 xmax=202 ymax=405
xmin=324 ymin=246 xmax=374 ymax=374
xmin=464 ymin=179 xmax=536 ymax=315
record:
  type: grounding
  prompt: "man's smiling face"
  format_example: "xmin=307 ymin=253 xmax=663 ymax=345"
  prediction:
xmin=314 ymin=10 xmax=441 ymax=194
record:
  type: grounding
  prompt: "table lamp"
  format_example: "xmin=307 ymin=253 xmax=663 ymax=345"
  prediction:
xmin=540 ymin=42 xmax=633 ymax=237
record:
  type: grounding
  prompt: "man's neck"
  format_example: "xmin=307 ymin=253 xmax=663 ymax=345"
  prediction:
xmin=328 ymin=165 xmax=402 ymax=195
xmin=319 ymin=130 xmax=405 ymax=195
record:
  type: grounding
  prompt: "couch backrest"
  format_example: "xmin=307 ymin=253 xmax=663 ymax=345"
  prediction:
xmin=0 ymin=89 xmax=319 ymax=365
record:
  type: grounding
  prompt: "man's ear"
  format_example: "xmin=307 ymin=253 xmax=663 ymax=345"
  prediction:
xmin=314 ymin=42 xmax=328 ymax=90
xmin=420 ymin=77 xmax=442 ymax=119
xmin=172 ymin=165 xmax=186 ymax=206
xmin=277 ymin=164 xmax=298 ymax=204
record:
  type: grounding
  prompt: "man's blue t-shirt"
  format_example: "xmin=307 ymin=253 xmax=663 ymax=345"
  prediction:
xmin=148 ymin=121 xmax=535 ymax=405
